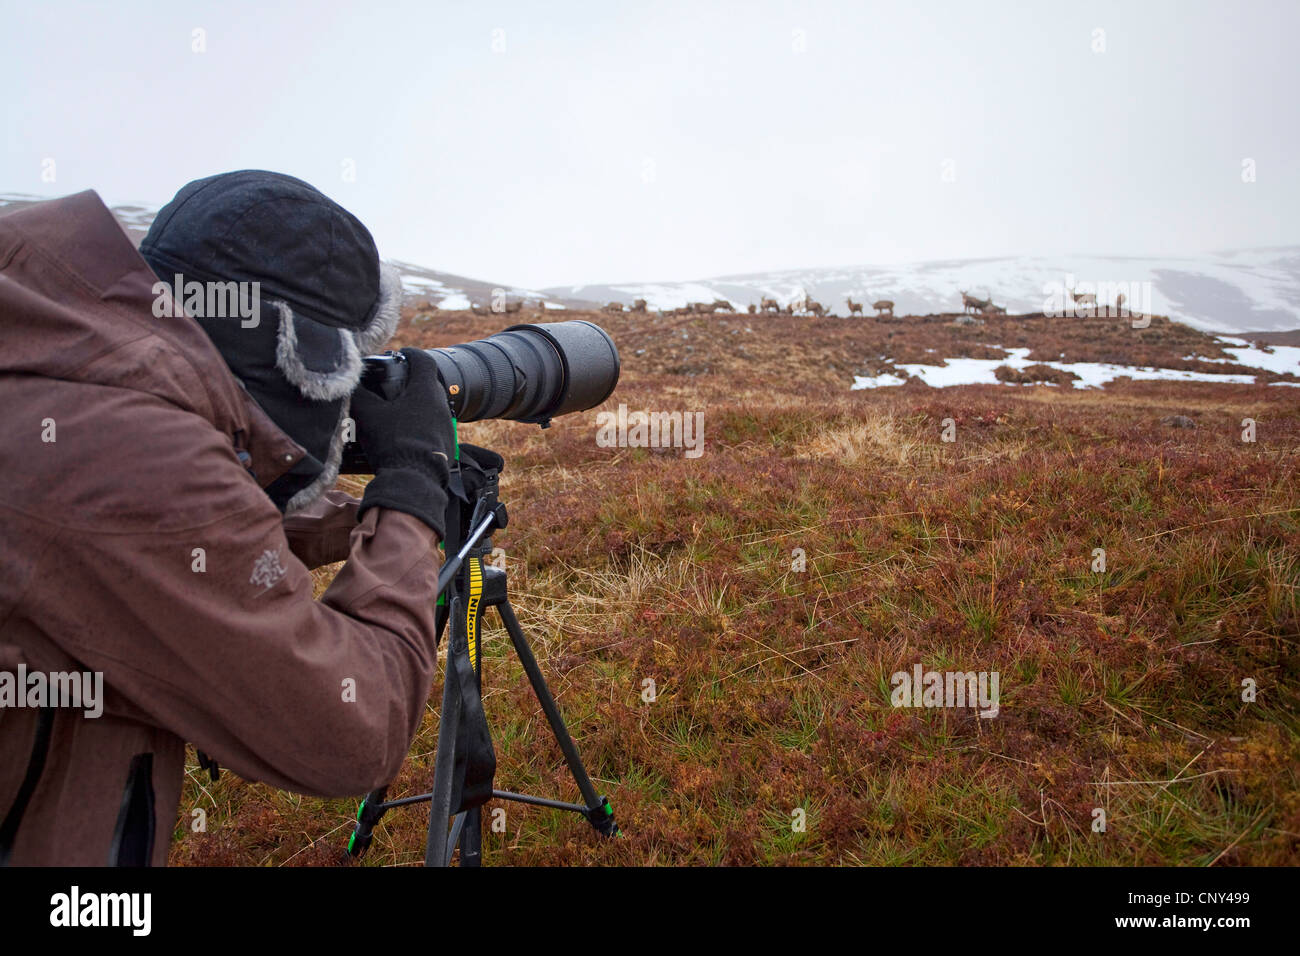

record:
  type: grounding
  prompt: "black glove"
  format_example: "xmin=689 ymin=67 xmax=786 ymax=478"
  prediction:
xmin=350 ymin=348 xmax=455 ymax=538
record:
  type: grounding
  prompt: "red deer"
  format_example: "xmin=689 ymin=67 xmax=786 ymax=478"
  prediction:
xmin=760 ymin=296 xmax=781 ymax=314
xmin=805 ymin=300 xmax=826 ymax=317
xmin=631 ymin=298 xmax=648 ymax=312
xmin=846 ymin=297 xmax=864 ymax=316
xmin=1069 ymin=288 xmax=1097 ymax=314
xmin=873 ymin=300 xmax=894 ymax=317
xmin=960 ymin=290 xmax=991 ymax=313
xmin=603 ymin=301 xmax=625 ymax=312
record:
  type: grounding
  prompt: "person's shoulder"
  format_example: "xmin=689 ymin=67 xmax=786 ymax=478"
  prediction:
xmin=0 ymin=374 xmax=272 ymax=535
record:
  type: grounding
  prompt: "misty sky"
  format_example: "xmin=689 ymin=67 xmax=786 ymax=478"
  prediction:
xmin=2 ymin=0 xmax=1296 ymax=289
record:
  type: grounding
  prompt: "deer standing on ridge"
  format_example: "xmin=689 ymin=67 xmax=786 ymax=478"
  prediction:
xmin=1069 ymin=288 xmax=1097 ymax=315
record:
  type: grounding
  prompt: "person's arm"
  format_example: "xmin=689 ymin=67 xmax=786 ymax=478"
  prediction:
xmin=283 ymin=489 xmax=359 ymax=569
xmin=34 ymin=349 xmax=455 ymax=798
xmin=35 ymin=415 xmax=440 ymax=796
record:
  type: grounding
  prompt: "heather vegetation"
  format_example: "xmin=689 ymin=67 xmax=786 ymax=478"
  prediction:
xmin=174 ymin=308 xmax=1299 ymax=866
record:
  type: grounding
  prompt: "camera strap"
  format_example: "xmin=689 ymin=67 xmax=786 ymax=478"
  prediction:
xmin=447 ymin=560 xmax=496 ymax=815
xmin=442 ymin=457 xmax=497 ymax=814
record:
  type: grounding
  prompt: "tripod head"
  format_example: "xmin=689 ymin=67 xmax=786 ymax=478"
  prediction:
xmin=437 ymin=443 xmax=509 ymax=603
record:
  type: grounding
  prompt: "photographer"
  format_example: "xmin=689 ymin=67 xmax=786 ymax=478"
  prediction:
xmin=0 ymin=171 xmax=452 ymax=865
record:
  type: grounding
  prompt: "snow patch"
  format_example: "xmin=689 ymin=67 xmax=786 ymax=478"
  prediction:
xmin=853 ymin=372 xmax=908 ymax=388
xmin=1210 ymin=341 xmax=1300 ymax=377
xmin=401 ymin=275 xmax=448 ymax=293
xmin=436 ymin=293 xmax=471 ymax=311
xmin=853 ymin=347 xmax=1262 ymax=390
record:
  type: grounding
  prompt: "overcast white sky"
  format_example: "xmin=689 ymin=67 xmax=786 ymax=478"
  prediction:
xmin=2 ymin=0 xmax=1296 ymax=288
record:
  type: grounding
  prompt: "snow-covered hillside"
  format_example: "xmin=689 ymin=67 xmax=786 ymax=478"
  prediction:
xmin=5 ymin=192 xmax=1296 ymax=332
xmin=386 ymin=259 xmax=580 ymax=311
xmin=550 ymin=250 xmax=1300 ymax=334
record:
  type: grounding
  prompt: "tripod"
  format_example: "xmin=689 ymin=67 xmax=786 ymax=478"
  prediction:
xmin=346 ymin=452 xmax=618 ymax=866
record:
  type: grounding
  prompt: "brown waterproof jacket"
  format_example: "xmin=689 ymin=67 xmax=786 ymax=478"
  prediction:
xmin=0 ymin=191 xmax=440 ymax=865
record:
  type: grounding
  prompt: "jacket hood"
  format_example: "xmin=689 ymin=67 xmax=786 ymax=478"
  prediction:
xmin=0 ymin=190 xmax=306 ymax=487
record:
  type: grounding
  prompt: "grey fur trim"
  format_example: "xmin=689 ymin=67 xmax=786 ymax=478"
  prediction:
xmin=284 ymin=397 xmax=351 ymax=515
xmin=355 ymin=262 xmax=402 ymax=354
xmin=273 ymin=300 xmax=362 ymax=401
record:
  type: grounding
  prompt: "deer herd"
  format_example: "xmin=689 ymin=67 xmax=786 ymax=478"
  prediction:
xmin=624 ymin=292 xmax=897 ymax=318
xmin=959 ymin=291 xmax=1007 ymax=316
xmin=602 ymin=291 xmax=898 ymax=318
xmin=1064 ymin=287 xmax=1126 ymax=317
xmin=462 ymin=291 xmax=964 ymax=318
xmin=447 ymin=288 xmax=1127 ymax=320
xmin=594 ymin=289 xmax=1007 ymax=319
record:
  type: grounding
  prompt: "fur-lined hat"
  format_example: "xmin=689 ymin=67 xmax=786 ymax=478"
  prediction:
xmin=140 ymin=170 xmax=400 ymax=512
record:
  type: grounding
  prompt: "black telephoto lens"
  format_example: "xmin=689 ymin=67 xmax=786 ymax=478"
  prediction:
xmin=341 ymin=320 xmax=620 ymax=473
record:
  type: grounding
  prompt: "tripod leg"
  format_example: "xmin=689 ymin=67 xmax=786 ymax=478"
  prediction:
xmin=459 ymin=807 xmax=483 ymax=867
xmin=445 ymin=812 xmax=466 ymax=866
xmin=424 ymin=657 xmax=461 ymax=867
xmin=346 ymin=786 xmax=388 ymax=859
xmin=495 ymin=601 xmax=618 ymax=836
